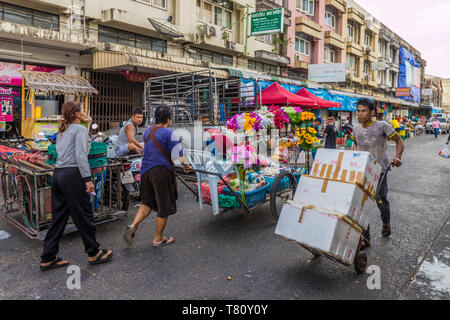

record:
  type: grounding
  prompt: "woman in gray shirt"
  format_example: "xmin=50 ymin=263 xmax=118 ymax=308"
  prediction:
xmin=40 ymin=101 xmax=113 ymax=271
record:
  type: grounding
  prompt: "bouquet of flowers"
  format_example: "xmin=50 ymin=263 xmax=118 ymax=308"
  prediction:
xmin=282 ymin=106 xmax=303 ymax=129
xmin=295 ymin=111 xmax=319 ymax=171
xmin=227 ymin=112 xmax=263 ymax=133
xmin=269 ymin=105 xmax=290 ymax=129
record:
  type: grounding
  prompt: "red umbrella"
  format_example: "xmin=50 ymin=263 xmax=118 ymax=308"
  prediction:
xmin=296 ymin=88 xmax=341 ymax=109
xmin=257 ymin=82 xmax=317 ymax=107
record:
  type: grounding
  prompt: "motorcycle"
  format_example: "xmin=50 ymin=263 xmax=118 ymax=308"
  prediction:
xmin=103 ymin=133 xmax=143 ymax=205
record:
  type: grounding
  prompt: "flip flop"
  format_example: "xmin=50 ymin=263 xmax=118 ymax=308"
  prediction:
xmin=89 ymin=249 xmax=113 ymax=266
xmin=123 ymin=225 xmax=136 ymax=246
xmin=40 ymin=257 xmax=69 ymax=272
xmin=152 ymin=237 xmax=175 ymax=248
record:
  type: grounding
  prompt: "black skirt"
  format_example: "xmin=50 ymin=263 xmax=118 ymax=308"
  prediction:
xmin=140 ymin=166 xmax=178 ymax=218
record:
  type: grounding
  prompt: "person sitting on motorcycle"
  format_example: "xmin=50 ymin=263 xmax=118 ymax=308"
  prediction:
xmin=115 ymin=108 xmax=144 ymax=157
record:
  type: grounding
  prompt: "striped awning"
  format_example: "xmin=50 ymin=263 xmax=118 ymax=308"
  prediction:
xmin=93 ymin=51 xmax=229 ymax=79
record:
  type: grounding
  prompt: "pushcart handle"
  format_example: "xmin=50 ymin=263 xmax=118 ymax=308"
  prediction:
xmin=374 ymin=163 xmax=392 ymax=204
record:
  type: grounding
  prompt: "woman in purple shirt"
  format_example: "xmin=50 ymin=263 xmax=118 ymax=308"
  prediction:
xmin=123 ymin=106 xmax=191 ymax=247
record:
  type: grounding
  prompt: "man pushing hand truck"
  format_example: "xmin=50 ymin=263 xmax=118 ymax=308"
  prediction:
xmin=352 ymin=99 xmax=404 ymax=250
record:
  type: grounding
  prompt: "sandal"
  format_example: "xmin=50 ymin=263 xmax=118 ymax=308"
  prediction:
xmin=360 ymin=239 xmax=371 ymax=251
xmin=382 ymin=223 xmax=391 ymax=238
xmin=123 ymin=225 xmax=136 ymax=246
xmin=40 ymin=257 xmax=69 ymax=272
xmin=89 ymin=249 xmax=113 ymax=266
xmin=152 ymin=237 xmax=175 ymax=248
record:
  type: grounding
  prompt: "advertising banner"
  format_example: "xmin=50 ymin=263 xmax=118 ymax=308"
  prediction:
xmin=0 ymin=62 xmax=23 ymax=86
xmin=395 ymin=88 xmax=411 ymax=97
xmin=0 ymin=96 xmax=13 ymax=121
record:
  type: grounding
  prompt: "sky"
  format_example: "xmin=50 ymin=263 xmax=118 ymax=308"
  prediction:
xmin=355 ymin=0 xmax=450 ymax=79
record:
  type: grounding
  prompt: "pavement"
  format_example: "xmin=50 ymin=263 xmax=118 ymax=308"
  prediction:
xmin=0 ymin=134 xmax=449 ymax=300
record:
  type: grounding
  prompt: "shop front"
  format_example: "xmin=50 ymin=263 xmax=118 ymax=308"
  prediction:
xmin=0 ymin=60 xmax=65 ymax=138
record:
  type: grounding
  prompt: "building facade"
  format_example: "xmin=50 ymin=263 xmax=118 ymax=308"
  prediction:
xmin=0 ymin=0 xmax=430 ymax=131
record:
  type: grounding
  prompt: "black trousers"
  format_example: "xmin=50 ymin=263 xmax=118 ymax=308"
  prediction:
xmin=41 ymin=167 xmax=99 ymax=263
xmin=363 ymin=173 xmax=391 ymax=241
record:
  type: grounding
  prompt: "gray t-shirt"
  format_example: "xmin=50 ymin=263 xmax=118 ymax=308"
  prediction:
xmin=353 ymin=120 xmax=396 ymax=171
xmin=116 ymin=119 xmax=136 ymax=149
xmin=55 ymin=124 xmax=91 ymax=179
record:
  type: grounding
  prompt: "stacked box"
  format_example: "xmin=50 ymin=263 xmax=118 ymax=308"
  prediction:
xmin=309 ymin=149 xmax=381 ymax=194
xmin=275 ymin=201 xmax=361 ymax=265
xmin=275 ymin=149 xmax=382 ymax=262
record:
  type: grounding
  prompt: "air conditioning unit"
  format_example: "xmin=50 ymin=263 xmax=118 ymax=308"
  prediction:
xmin=295 ymin=54 xmax=302 ymax=62
xmin=205 ymin=24 xmax=216 ymax=37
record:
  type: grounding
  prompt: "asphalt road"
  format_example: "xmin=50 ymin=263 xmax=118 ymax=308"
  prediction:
xmin=0 ymin=134 xmax=449 ymax=300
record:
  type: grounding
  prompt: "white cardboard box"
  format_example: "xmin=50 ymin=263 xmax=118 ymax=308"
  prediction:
xmin=293 ymin=175 xmax=371 ymax=229
xmin=275 ymin=201 xmax=361 ymax=265
xmin=310 ymin=149 xmax=382 ymax=194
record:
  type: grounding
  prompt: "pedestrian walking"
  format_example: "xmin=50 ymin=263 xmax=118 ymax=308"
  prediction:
xmin=123 ymin=105 xmax=191 ymax=247
xmin=323 ymin=117 xmax=337 ymax=149
xmin=40 ymin=101 xmax=112 ymax=271
xmin=432 ymin=117 xmax=441 ymax=138
xmin=352 ymin=99 xmax=404 ymax=250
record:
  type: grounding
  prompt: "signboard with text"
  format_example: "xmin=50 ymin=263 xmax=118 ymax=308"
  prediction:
xmin=395 ymin=87 xmax=411 ymax=97
xmin=0 ymin=96 xmax=13 ymax=121
xmin=250 ymin=8 xmax=284 ymax=35
xmin=308 ymin=63 xmax=346 ymax=83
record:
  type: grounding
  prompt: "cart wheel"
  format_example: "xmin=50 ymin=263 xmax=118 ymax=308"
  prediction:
xmin=354 ymin=252 xmax=368 ymax=274
xmin=270 ymin=171 xmax=297 ymax=222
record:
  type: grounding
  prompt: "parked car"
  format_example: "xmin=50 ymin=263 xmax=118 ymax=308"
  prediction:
xmin=426 ymin=117 xmax=449 ymax=134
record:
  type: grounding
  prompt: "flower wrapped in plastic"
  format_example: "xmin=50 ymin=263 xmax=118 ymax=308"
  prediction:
xmin=269 ymin=105 xmax=290 ymax=129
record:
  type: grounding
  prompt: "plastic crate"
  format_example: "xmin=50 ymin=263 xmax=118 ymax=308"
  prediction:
xmin=47 ymin=142 xmax=108 ymax=168
xmin=223 ymin=184 xmax=269 ymax=209
xmin=265 ymin=176 xmax=290 ymax=192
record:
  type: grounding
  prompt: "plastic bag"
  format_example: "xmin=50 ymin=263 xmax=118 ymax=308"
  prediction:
xmin=439 ymin=145 xmax=449 ymax=158
xmin=0 ymin=230 xmax=11 ymax=240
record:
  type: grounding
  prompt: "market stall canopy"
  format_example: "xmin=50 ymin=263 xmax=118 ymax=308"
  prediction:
xmin=296 ymin=88 xmax=341 ymax=109
xmin=21 ymin=71 xmax=98 ymax=95
xmin=257 ymin=82 xmax=317 ymax=107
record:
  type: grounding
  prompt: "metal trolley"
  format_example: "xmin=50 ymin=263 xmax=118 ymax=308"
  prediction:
xmin=175 ymin=149 xmax=299 ymax=222
xmin=0 ymin=155 xmax=127 ymax=240
xmin=290 ymin=165 xmax=392 ymax=274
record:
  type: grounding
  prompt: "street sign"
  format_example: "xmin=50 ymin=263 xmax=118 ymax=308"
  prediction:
xmin=308 ymin=63 xmax=346 ymax=83
xmin=371 ymin=61 xmax=386 ymax=71
xmin=422 ymin=88 xmax=432 ymax=96
xmin=250 ymin=8 xmax=284 ymax=36
xmin=395 ymin=87 xmax=411 ymax=97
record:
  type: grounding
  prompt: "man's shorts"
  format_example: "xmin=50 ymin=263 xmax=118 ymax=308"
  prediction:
xmin=115 ymin=144 xmax=130 ymax=157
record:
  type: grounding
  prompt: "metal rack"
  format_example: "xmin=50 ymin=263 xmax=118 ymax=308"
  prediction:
xmin=0 ymin=158 xmax=127 ymax=240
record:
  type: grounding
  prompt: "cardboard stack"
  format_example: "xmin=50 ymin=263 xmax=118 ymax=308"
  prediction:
xmin=275 ymin=149 xmax=382 ymax=265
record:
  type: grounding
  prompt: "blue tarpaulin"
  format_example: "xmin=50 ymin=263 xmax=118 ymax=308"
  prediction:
xmin=249 ymin=79 xmax=362 ymax=111
xmin=398 ymin=47 xmax=421 ymax=103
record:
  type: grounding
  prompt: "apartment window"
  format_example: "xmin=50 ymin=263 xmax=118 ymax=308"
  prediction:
xmin=346 ymin=53 xmax=355 ymax=70
xmin=324 ymin=46 xmax=335 ymax=63
xmin=152 ymin=0 xmax=166 ymax=9
xmin=197 ymin=0 xmax=233 ymax=29
xmin=390 ymin=47 xmax=395 ymax=63
xmin=248 ymin=60 xmax=277 ymax=75
xmin=0 ymin=2 xmax=59 ymax=31
xmin=256 ymin=34 xmax=275 ymax=44
xmin=364 ymin=30 xmax=370 ymax=47
xmin=347 ymin=21 xmax=354 ymax=42
xmin=98 ymin=26 xmax=167 ymax=52
xmin=295 ymin=33 xmax=310 ymax=56
xmin=363 ymin=62 xmax=370 ymax=76
xmin=297 ymin=0 xmax=315 ymax=17
xmin=325 ymin=10 xmax=335 ymax=29
xmin=189 ymin=47 xmax=233 ymax=66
